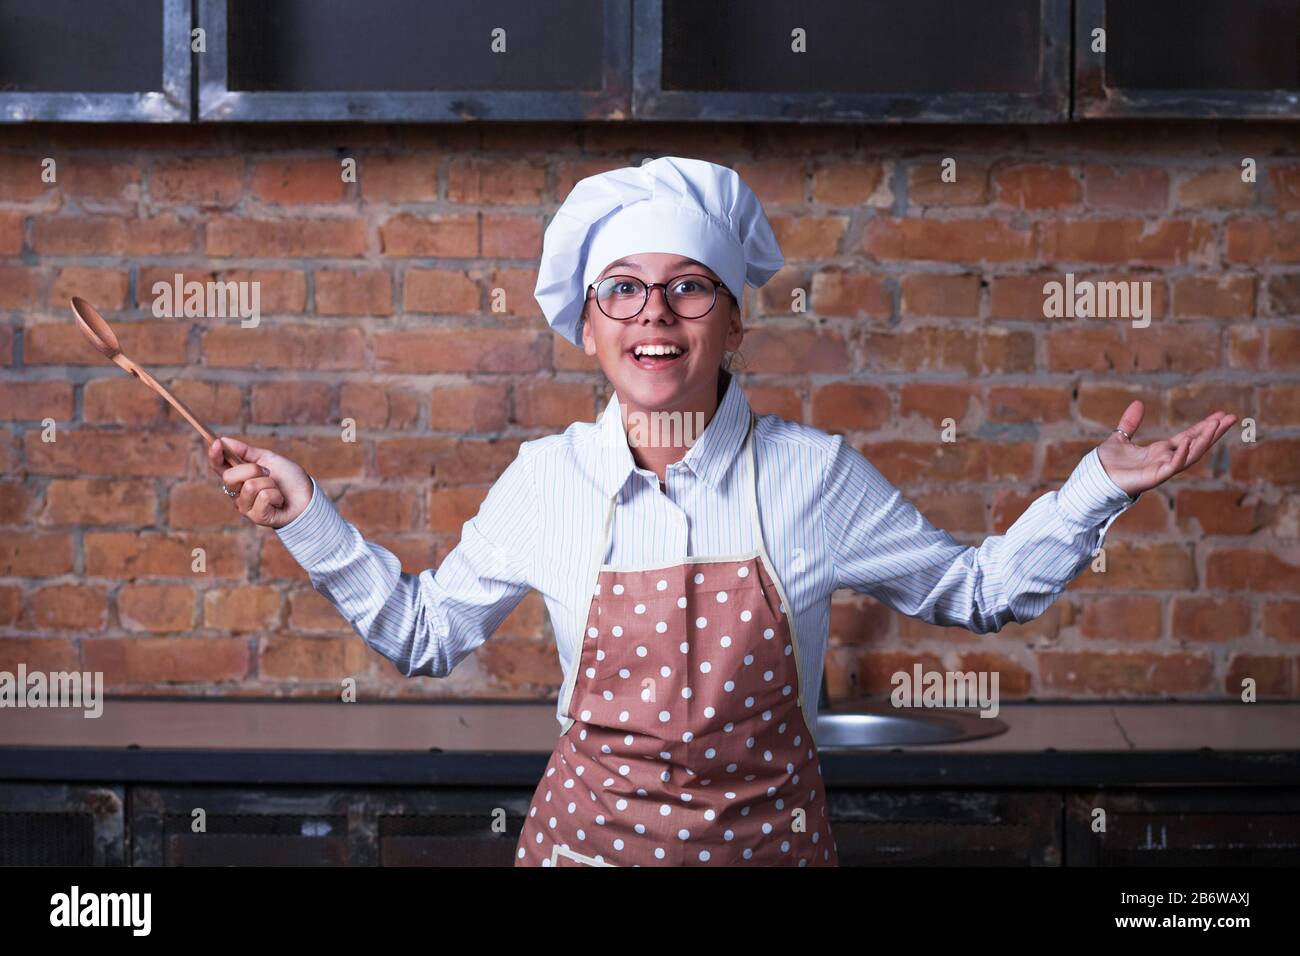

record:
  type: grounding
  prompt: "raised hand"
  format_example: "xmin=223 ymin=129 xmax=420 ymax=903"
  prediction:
xmin=206 ymin=436 xmax=314 ymax=529
xmin=1096 ymin=400 xmax=1238 ymax=497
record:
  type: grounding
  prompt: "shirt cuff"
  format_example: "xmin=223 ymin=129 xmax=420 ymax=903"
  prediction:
xmin=1056 ymin=446 xmax=1139 ymax=529
xmin=274 ymin=476 xmax=354 ymax=572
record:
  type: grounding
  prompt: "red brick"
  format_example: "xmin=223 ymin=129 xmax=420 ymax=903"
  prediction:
xmin=481 ymin=215 xmax=543 ymax=258
xmin=379 ymin=214 xmax=477 ymax=256
xmin=403 ymin=269 xmax=479 ymax=313
xmin=987 ymin=386 xmax=1070 ymax=423
xmin=809 ymin=269 xmax=891 ymax=318
xmin=251 ymin=382 xmax=332 ymax=424
xmin=810 ymin=384 xmax=890 ymax=432
xmin=203 ymin=325 xmax=364 ymax=369
xmin=1082 ymin=165 xmax=1169 ymax=211
xmin=84 ymin=637 xmax=250 ymax=686
xmin=250 ymin=160 xmax=347 ymax=204
xmin=315 ymin=269 xmax=393 ymax=316
xmin=0 ymin=381 xmax=73 ymax=420
xmin=375 ymin=437 xmax=518 ymax=483
xmin=83 ymin=378 xmax=163 ymax=425
xmin=428 ymin=383 xmax=509 ymax=432
xmin=447 ymin=159 xmax=545 ymax=204
xmin=514 ymin=381 xmax=595 ymax=428
xmin=993 ymin=164 xmax=1081 ymax=210
xmin=117 ymin=584 xmax=196 ymax=632
xmin=24 ymin=431 xmax=191 ymax=477
xmin=84 ymin=532 xmax=245 ymax=579
xmin=1225 ymin=219 xmax=1300 ymax=264
xmin=51 ymin=266 xmax=128 ymax=311
xmin=1068 ymin=542 xmax=1197 ymax=591
xmin=31 ymin=214 xmax=196 ymax=256
xmin=0 ymin=532 xmax=74 ymax=575
xmin=863 ymin=218 xmax=1032 ymax=263
xmin=899 ymin=273 xmax=980 ymax=317
xmin=1174 ymin=169 xmax=1252 ymax=209
xmin=41 ymin=479 xmax=157 ymax=526
xmin=1038 ymin=219 xmax=1213 ymax=265
xmin=260 ymin=635 xmax=379 ymax=679
xmin=906 ymin=162 xmax=990 ymax=206
xmin=1205 ymin=548 xmax=1300 ymax=592
xmin=1230 ymin=440 xmax=1300 ymax=485
xmin=203 ymin=586 xmax=282 ymax=632
xmin=1039 ymin=651 xmax=1212 ymax=693
xmin=428 ymin=486 xmax=487 ymax=534
xmin=1172 ymin=274 xmax=1255 ymax=319
xmin=811 ymin=161 xmax=888 ymax=205
xmin=899 ymin=383 xmax=978 ymax=425
xmin=24 ymin=585 xmax=108 ymax=630
xmin=336 ymin=488 xmax=418 ymax=531
xmin=373 ymin=329 xmax=544 ymax=373
xmin=167 ymin=482 xmax=243 ymax=529
xmin=207 ymin=217 xmax=366 ymax=257
xmin=25 ymin=319 xmax=188 ymax=365
xmin=358 ymin=157 xmax=438 ymax=202
xmin=149 ymin=157 xmax=243 ymax=207
xmin=737 ymin=158 xmax=809 ymax=206
xmin=1171 ymin=596 xmax=1250 ymax=642
xmin=62 ymin=161 xmax=140 ymax=204
xmin=341 ymin=383 xmax=422 ymax=430
xmin=736 ymin=328 xmax=850 ymax=374
xmin=1078 ymin=596 xmax=1162 ymax=641
xmin=770 ymin=215 xmax=848 ymax=259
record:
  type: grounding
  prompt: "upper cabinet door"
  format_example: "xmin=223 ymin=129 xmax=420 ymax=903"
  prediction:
xmin=1075 ymin=0 xmax=1300 ymax=119
xmin=632 ymin=0 xmax=1070 ymax=122
xmin=198 ymin=0 xmax=632 ymax=121
xmin=0 ymin=0 xmax=191 ymax=122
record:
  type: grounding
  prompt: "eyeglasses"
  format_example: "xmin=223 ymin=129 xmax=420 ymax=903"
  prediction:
xmin=587 ymin=274 xmax=736 ymax=321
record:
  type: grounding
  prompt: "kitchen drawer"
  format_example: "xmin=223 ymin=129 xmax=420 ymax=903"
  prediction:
xmin=0 ymin=782 xmax=124 ymax=866
xmin=1066 ymin=788 xmax=1300 ymax=866
xmin=827 ymin=789 xmax=1062 ymax=866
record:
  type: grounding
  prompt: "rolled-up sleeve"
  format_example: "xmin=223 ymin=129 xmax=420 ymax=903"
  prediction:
xmin=275 ymin=442 xmax=539 ymax=677
xmin=822 ymin=437 xmax=1138 ymax=633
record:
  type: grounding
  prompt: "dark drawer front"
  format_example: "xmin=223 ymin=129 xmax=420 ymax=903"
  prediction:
xmin=1066 ymin=789 xmax=1300 ymax=866
xmin=827 ymin=789 xmax=1062 ymax=866
xmin=0 ymin=783 xmax=124 ymax=866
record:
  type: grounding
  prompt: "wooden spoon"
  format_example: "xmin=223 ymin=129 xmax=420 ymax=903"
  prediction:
xmin=70 ymin=296 xmax=245 ymax=468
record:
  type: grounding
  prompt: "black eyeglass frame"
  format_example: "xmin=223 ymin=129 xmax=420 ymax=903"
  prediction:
xmin=585 ymin=273 xmax=738 ymax=321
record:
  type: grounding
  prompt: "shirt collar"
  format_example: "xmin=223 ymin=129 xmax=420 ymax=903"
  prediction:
xmin=594 ymin=370 xmax=753 ymax=499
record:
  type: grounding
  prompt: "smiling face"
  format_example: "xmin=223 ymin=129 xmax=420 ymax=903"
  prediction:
xmin=581 ymin=252 xmax=743 ymax=413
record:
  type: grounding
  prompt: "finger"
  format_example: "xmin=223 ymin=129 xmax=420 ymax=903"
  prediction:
xmin=1163 ymin=432 xmax=1193 ymax=479
xmin=215 ymin=436 xmax=275 ymax=469
xmin=222 ymin=462 xmax=269 ymax=489
xmin=237 ymin=475 xmax=278 ymax=514
xmin=252 ymin=486 xmax=286 ymax=524
xmin=1116 ymin=400 xmax=1144 ymax=440
xmin=1210 ymin=412 xmax=1238 ymax=444
xmin=1181 ymin=418 xmax=1217 ymax=466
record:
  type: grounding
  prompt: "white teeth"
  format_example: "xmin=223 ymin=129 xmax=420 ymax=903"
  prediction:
xmin=633 ymin=344 xmax=683 ymax=357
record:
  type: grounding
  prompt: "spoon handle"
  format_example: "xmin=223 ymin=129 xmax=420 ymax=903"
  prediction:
xmin=123 ymin=359 xmax=245 ymax=468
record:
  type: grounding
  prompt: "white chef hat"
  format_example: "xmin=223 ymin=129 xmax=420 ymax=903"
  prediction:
xmin=534 ymin=156 xmax=785 ymax=348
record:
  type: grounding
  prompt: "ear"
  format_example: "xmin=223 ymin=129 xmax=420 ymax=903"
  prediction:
xmin=723 ymin=295 xmax=744 ymax=352
xmin=581 ymin=306 xmax=597 ymax=357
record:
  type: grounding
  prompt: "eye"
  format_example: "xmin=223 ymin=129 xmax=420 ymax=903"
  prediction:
xmin=611 ymin=280 xmax=641 ymax=296
xmin=672 ymin=278 xmax=704 ymax=294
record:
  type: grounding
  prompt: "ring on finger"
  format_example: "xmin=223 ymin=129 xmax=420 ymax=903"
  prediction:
xmin=222 ymin=483 xmax=239 ymax=498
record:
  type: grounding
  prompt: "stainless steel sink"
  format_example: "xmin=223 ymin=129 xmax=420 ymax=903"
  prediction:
xmin=815 ymin=701 xmax=1009 ymax=749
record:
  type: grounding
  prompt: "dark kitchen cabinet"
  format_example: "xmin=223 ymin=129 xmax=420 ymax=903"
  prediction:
xmin=129 ymin=785 xmax=532 ymax=866
xmin=0 ymin=0 xmax=191 ymax=121
xmin=1075 ymin=0 xmax=1300 ymax=118
xmin=1065 ymin=788 xmax=1300 ymax=866
xmin=197 ymin=0 xmax=633 ymax=121
xmin=633 ymin=0 xmax=1072 ymax=122
xmin=0 ymin=783 xmax=125 ymax=865
xmin=827 ymin=789 xmax=1062 ymax=865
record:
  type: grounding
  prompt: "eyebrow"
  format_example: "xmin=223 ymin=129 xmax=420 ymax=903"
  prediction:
xmin=599 ymin=256 xmax=709 ymax=277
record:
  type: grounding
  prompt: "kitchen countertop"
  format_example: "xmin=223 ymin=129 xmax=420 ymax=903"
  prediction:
xmin=1 ymin=698 xmax=1296 ymax=787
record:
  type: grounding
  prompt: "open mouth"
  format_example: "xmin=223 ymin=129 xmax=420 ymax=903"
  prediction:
xmin=627 ymin=341 xmax=687 ymax=370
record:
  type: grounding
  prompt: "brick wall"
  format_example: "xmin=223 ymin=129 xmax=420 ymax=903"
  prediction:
xmin=0 ymin=121 xmax=1296 ymax=702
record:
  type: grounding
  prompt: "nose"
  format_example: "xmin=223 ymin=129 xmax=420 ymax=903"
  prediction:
xmin=638 ymin=283 xmax=675 ymax=322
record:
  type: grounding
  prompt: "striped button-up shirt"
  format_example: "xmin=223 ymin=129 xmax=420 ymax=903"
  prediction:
xmin=276 ymin=372 xmax=1139 ymax=732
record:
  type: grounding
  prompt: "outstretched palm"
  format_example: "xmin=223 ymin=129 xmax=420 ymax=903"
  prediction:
xmin=1096 ymin=400 xmax=1238 ymax=497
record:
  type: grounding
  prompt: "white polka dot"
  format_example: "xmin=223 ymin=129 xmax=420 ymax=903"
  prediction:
xmin=603 ymin=690 xmax=613 ymax=700
xmin=763 ymin=628 xmax=775 ymax=639
xmin=737 ymin=566 xmax=749 ymax=577
xmin=612 ymin=625 xmax=623 ymax=637
xmin=723 ymin=680 xmax=735 ymax=692
xmin=612 ymin=583 xmax=624 ymax=595
xmin=634 ymin=603 xmax=646 ymax=614
xmin=655 ymin=847 xmax=665 ymax=859
xmin=677 ymin=596 xmax=687 ymax=608
xmin=716 ymin=591 xmax=728 ymax=603
xmin=681 ymin=687 xmax=692 ymax=698
xmin=580 ymin=709 xmax=591 ymax=720
xmin=614 ymin=838 xmax=624 ymax=850
xmin=615 ymin=799 xmax=627 ymax=811
xmin=619 ymin=710 xmax=630 ymax=721
xmin=699 ymin=850 xmax=711 ymax=861
xmin=660 ymin=665 xmax=671 ymax=677
xmin=764 ymin=669 xmax=774 ymax=681
xmin=699 ymin=661 xmax=711 ymax=673
xmin=656 ymin=579 xmax=667 ymax=591
xmin=678 ymin=829 xmax=691 ymax=840
xmin=587 ymin=627 xmax=598 ymax=638
xmin=679 ymin=642 xmax=689 ymax=653
xmin=720 ymin=635 xmax=731 ymax=647
xmin=655 ymin=621 xmax=667 ymax=633
xmin=704 ymin=706 xmax=715 ymax=718
xmin=695 ymin=616 xmax=707 ymax=628
xmin=658 ymin=710 xmax=670 ymax=722
xmin=585 ymin=667 xmax=595 ymax=678
xmin=740 ymin=610 xmax=752 ymax=622
xmin=694 ymin=572 xmax=704 ymax=584
xmin=659 ymin=804 xmax=672 ymax=816
xmin=619 ymin=668 xmax=630 ymax=678
xmin=744 ymin=654 xmax=754 ymax=665
xmin=596 ymin=649 xmax=605 ymax=661
xmin=636 ymin=645 xmax=648 ymax=657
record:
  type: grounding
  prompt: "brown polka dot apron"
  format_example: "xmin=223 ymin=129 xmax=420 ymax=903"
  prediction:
xmin=516 ymin=412 xmax=838 ymax=867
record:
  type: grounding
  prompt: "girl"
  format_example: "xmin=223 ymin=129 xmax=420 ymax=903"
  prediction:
xmin=209 ymin=156 xmax=1236 ymax=867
